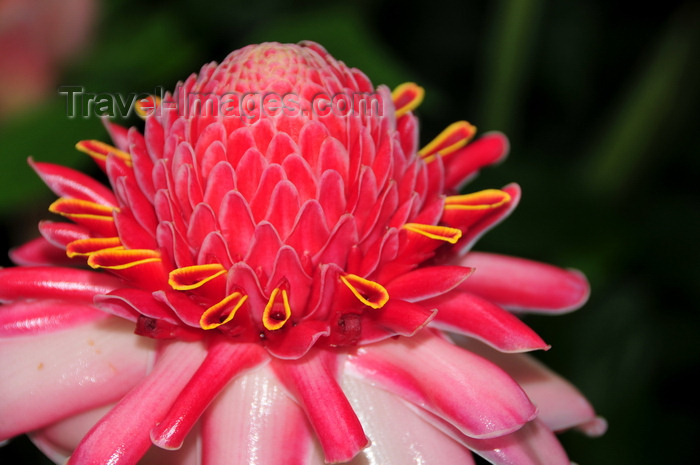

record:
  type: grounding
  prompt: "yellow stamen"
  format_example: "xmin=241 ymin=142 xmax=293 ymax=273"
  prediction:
xmin=444 ymin=189 xmax=511 ymax=210
xmin=168 ymin=264 xmax=227 ymax=291
xmin=262 ymin=288 xmax=292 ymax=331
xmin=403 ymin=223 xmax=462 ymax=244
xmin=419 ymin=121 xmax=477 ymax=163
xmin=76 ymin=140 xmax=132 ymax=167
xmin=49 ymin=197 xmax=117 ymax=221
xmin=134 ymin=95 xmax=161 ymax=119
xmin=200 ymin=292 xmax=248 ymax=330
xmin=87 ymin=247 xmax=161 ymax=270
xmin=66 ymin=237 xmax=122 ymax=258
xmin=340 ymin=274 xmax=389 ymax=309
xmin=392 ymin=82 xmax=425 ymax=118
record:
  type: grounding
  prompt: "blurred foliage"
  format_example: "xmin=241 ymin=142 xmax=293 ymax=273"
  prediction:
xmin=1 ymin=0 xmax=699 ymax=464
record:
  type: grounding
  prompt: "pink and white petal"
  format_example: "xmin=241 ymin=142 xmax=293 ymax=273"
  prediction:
xmin=262 ymin=320 xmax=329 ymax=360
xmin=460 ymin=338 xmax=606 ymax=434
xmin=34 ymin=407 xmax=204 ymax=465
xmin=271 ymin=350 xmax=369 ymax=463
xmin=140 ymin=427 xmax=201 ymax=465
xmin=385 ymin=265 xmax=473 ymax=302
xmin=29 ymin=159 xmax=118 ymax=207
xmin=458 ymin=252 xmax=590 ymax=313
xmin=347 ymin=330 xmax=536 ymax=439
xmin=0 ymin=318 xmax=153 ymax=440
xmin=34 ymin=404 xmax=203 ymax=465
xmin=444 ymin=131 xmax=510 ymax=191
xmin=576 ymin=416 xmax=608 ymax=437
xmin=31 ymin=403 xmax=114 ymax=463
xmin=38 ymin=220 xmax=90 ymax=248
xmin=0 ymin=267 xmax=123 ymax=303
xmin=103 ymin=119 xmax=130 ymax=152
xmin=359 ymin=299 xmax=436 ymax=344
xmin=151 ymin=339 xmax=269 ymax=450
xmin=67 ymin=340 xmax=207 ymax=465
xmin=454 ymin=183 xmax=520 ymax=256
xmin=466 ymin=419 xmax=570 ymax=465
xmin=202 ymin=365 xmax=316 ymax=465
xmin=413 ymin=407 xmax=570 ymax=465
xmin=9 ymin=237 xmax=74 ymax=266
xmin=341 ymin=375 xmax=476 ymax=465
xmin=0 ymin=299 xmax=109 ymax=337
xmin=425 ymin=291 xmax=549 ymax=353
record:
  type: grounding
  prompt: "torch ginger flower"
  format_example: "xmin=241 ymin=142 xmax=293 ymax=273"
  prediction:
xmin=0 ymin=41 xmax=605 ymax=464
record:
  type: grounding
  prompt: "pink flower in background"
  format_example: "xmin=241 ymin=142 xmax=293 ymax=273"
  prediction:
xmin=0 ymin=0 xmax=96 ymax=118
xmin=0 ymin=42 xmax=605 ymax=464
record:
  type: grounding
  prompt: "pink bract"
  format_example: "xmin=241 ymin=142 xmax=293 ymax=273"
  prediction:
xmin=0 ymin=41 xmax=605 ymax=464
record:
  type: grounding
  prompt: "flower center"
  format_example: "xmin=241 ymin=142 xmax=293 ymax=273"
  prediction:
xmin=39 ymin=42 xmax=512 ymax=358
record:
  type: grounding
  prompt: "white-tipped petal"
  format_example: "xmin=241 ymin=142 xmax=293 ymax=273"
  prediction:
xmin=0 ymin=318 xmax=153 ymax=440
xmin=342 ymin=375 xmax=476 ymax=465
xmin=201 ymin=365 xmax=316 ymax=465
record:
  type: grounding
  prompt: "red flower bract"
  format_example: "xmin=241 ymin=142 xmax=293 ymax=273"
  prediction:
xmin=0 ymin=42 xmax=604 ymax=465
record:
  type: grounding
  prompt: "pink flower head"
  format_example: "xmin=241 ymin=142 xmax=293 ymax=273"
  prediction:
xmin=0 ymin=42 xmax=605 ymax=464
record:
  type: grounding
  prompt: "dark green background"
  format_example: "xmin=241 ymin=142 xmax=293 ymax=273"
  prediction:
xmin=1 ymin=0 xmax=699 ymax=463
